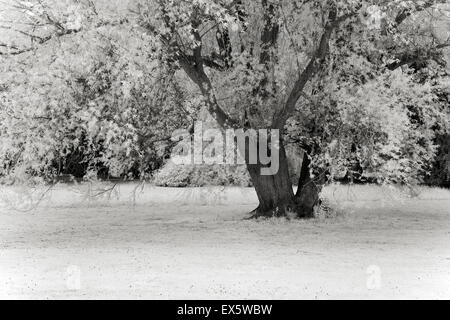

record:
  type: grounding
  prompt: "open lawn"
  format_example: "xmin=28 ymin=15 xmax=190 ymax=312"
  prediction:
xmin=0 ymin=184 xmax=449 ymax=299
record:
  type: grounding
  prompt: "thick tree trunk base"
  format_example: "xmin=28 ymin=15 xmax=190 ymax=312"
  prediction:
xmin=244 ymin=140 xmax=320 ymax=220
xmin=295 ymin=182 xmax=320 ymax=218
xmin=245 ymin=202 xmax=297 ymax=220
xmin=245 ymin=196 xmax=317 ymax=220
xmin=245 ymin=168 xmax=319 ymax=220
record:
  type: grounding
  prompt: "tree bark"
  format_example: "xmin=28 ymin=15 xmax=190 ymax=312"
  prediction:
xmin=294 ymin=151 xmax=320 ymax=218
xmin=245 ymin=139 xmax=316 ymax=219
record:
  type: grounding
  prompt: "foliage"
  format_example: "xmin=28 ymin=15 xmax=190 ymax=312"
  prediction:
xmin=0 ymin=0 xmax=449 ymax=188
xmin=153 ymin=161 xmax=251 ymax=187
xmin=0 ymin=15 xmax=189 ymax=183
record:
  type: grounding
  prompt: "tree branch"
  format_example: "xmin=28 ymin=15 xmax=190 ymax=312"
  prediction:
xmin=153 ymin=1 xmax=237 ymax=128
xmin=394 ymin=0 xmax=442 ymax=26
xmin=0 ymin=19 xmax=126 ymax=56
xmin=272 ymin=8 xmax=357 ymax=130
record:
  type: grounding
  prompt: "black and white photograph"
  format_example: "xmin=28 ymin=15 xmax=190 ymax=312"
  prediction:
xmin=0 ymin=0 xmax=449 ymax=302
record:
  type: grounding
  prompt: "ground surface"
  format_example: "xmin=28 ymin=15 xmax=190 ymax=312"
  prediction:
xmin=0 ymin=183 xmax=449 ymax=299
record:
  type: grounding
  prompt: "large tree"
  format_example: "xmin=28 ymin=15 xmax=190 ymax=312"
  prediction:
xmin=134 ymin=0 xmax=449 ymax=217
xmin=1 ymin=0 xmax=449 ymax=217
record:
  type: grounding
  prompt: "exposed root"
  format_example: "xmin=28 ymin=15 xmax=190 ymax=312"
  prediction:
xmin=244 ymin=207 xmax=270 ymax=220
xmin=245 ymin=204 xmax=300 ymax=220
xmin=244 ymin=208 xmax=259 ymax=220
xmin=244 ymin=200 xmax=318 ymax=220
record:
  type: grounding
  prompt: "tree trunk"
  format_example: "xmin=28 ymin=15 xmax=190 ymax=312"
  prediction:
xmin=245 ymin=139 xmax=318 ymax=219
xmin=294 ymin=151 xmax=320 ymax=218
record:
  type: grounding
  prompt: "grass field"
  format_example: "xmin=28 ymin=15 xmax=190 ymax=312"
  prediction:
xmin=0 ymin=183 xmax=449 ymax=299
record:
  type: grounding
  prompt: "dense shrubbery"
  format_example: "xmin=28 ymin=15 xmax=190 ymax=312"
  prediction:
xmin=153 ymin=161 xmax=251 ymax=187
xmin=0 ymin=25 xmax=190 ymax=183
